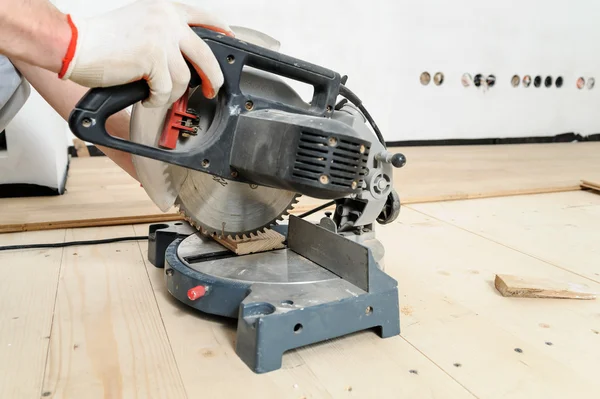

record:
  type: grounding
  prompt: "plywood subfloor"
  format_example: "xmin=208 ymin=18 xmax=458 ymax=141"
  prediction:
xmin=2 ymin=142 xmax=600 ymax=233
xmin=2 ymin=190 xmax=600 ymax=398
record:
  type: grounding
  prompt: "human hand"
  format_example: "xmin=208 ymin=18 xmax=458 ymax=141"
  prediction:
xmin=59 ymin=0 xmax=233 ymax=107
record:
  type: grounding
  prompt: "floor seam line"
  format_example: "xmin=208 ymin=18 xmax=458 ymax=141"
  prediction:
xmin=132 ymin=224 xmax=189 ymax=399
xmin=39 ymin=228 xmax=67 ymax=397
xmin=400 ymin=336 xmax=480 ymax=399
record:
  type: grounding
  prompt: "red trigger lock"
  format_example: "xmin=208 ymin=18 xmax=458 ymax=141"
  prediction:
xmin=158 ymin=88 xmax=199 ymax=150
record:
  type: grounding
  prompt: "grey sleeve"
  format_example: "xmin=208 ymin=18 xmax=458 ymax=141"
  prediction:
xmin=0 ymin=55 xmax=30 ymax=131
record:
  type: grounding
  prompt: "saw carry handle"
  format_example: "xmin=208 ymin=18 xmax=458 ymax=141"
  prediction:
xmin=68 ymin=27 xmax=342 ymax=173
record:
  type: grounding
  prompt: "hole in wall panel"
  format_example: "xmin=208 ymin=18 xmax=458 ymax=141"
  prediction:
xmin=461 ymin=73 xmax=472 ymax=87
xmin=587 ymin=77 xmax=595 ymax=89
xmin=511 ymin=75 xmax=520 ymax=87
xmin=555 ymin=76 xmax=563 ymax=88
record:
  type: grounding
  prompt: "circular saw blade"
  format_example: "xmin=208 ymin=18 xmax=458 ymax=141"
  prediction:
xmin=176 ymin=171 xmax=299 ymax=237
xmin=228 ymin=25 xmax=281 ymax=51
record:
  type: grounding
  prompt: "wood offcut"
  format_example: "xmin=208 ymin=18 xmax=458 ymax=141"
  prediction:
xmin=72 ymin=138 xmax=90 ymax=157
xmin=494 ymin=274 xmax=598 ymax=300
xmin=208 ymin=229 xmax=285 ymax=255
xmin=581 ymin=179 xmax=600 ymax=194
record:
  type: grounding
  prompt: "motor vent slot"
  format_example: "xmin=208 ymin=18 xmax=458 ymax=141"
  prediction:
xmin=292 ymin=131 xmax=369 ymax=189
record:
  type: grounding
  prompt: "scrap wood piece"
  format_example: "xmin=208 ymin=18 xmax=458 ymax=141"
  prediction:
xmin=72 ymin=138 xmax=90 ymax=157
xmin=0 ymin=213 xmax=184 ymax=233
xmin=208 ymin=229 xmax=285 ymax=255
xmin=580 ymin=179 xmax=600 ymax=193
xmin=494 ymin=274 xmax=598 ymax=300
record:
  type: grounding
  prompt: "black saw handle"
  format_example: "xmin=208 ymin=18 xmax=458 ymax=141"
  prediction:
xmin=69 ymin=80 xmax=150 ymax=154
xmin=68 ymin=27 xmax=342 ymax=169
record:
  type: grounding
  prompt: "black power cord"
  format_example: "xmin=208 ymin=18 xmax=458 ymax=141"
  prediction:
xmin=338 ymin=84 xmax=386 ymax=148
xmin=297 ymin=200 xmax=336 ymax=219
xmin=0 ymin=236 xmax=149 ymax=252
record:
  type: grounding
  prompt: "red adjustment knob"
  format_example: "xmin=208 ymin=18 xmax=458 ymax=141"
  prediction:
xmin=187 ymin=285 xmax=206 ymax=301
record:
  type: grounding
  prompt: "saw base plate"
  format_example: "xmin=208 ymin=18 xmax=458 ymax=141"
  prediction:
xmin=148 ymin=218 xmax=401 ymax=374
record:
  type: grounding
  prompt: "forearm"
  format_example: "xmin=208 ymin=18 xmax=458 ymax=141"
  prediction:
xmin=0 ymin=0 xmax=70 ymax=73
xmin=11 ymin=59 xmax=138 ymax=180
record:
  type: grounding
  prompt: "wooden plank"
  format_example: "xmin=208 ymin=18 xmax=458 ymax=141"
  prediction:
xmin=377 ymin=206 xmax=600 ymax=396
xmin=0 ymin=229 xmax=65 ymax=398
xmin=132 ymin=224 xmax=475 ymax=399
xmin=581 ymin=179 xmax=600 ymax=193
xmin=209 ymin=228 xmax=285 ymax=255
xmin=3 ymin=142 xmax=600 ymax=234
xmin=409 ymin=190 xmax=600 ymax=283
xmin=495 ymin=274 xmax=598 ymax=299
xmin=0 ymin=214 xmax=183 ymax=234
xmin=72 ymin=139 xmax=90 ymax=157
xmin=41 ymin=226 xmax=186 ymax=398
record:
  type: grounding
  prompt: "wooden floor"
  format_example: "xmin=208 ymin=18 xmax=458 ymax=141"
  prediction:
xmin=2 ymin=189 xmax=600 ymax=398
xmin=2 ymin=142 xmax=600 ymax=233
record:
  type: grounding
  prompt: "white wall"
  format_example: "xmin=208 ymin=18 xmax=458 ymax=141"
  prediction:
xmin=53 ymin=0 xmax=600 ymax=142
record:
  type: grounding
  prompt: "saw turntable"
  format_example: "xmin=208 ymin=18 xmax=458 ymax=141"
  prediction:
xmin=69 ymin=27 xmax=406 ymax=373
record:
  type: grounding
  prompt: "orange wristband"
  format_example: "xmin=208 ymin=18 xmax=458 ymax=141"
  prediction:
xmin=58 ymin=14 xmax=78 ymax=79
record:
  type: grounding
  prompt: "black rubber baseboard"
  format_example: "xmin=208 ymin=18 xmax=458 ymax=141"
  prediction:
xmin=387 ymin=132 xmax=600 ymax=147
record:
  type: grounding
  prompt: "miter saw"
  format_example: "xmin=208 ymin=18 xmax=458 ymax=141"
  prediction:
xmin=68 ymin=26 xmax=406 ymax=373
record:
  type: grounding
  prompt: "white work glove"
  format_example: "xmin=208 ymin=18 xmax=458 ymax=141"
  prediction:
xmin=59 ymin=0 xmax=234 ymax=107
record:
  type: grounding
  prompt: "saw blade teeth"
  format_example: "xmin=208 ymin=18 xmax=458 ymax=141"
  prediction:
xmin=177 ymin=192 xmax=302 ymax=236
